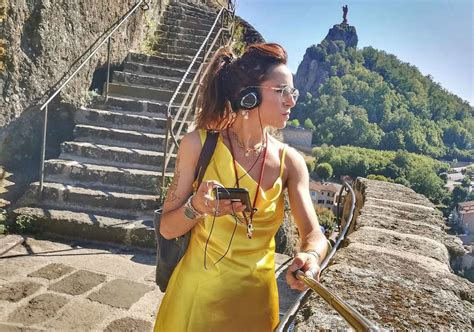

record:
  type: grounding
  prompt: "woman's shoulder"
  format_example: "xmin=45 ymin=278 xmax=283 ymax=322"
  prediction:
xmin=268 ymin=134 xmax=287 ymax=153
xmin=268 ymin=135 xmax=300 ymax=161
xmin=179 ymin=130 xmax=204 ymax=157
xmin=275 ymin=141 xmax=305 ymax=171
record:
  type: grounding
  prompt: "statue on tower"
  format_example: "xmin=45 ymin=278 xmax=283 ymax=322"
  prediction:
xmin=342 ymin=5 xmax=348 ymax=24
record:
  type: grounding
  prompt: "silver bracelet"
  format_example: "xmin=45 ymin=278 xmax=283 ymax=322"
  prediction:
xmin=184 ymin=195 xmax=207 ymax=219
xmin=304 ymin=249 xmax=321 ymax=264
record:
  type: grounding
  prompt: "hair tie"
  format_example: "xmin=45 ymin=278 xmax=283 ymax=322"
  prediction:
xmin=223 ymin=55 xmax=235 ymax=66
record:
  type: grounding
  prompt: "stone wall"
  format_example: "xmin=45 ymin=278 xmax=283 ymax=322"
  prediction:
xmin=280 ymin=126 xmax=312 ymax=152
xmin=294 ymin=178 xmax=473 ymax=330
xmin=0 ymin=0 xmax=163 ymax=170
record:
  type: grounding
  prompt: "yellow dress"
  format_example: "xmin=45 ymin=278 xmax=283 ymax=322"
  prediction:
xmin=154 ymin=130 xmax=287 ymax=332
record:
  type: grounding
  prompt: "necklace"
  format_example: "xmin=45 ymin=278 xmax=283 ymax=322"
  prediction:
xmin=229 ymin=129 xmax=265 ymax=157
xmin=227 ymin=128 xmax=268 ymax=239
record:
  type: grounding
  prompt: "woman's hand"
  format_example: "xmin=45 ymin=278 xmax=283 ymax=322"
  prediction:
xmin=285 ymin=252 xmax=321 ymax=291
xmin=191 ymin=180 xmax=247 ymax=217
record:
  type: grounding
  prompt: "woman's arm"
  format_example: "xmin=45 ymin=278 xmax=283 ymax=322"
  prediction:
xmin=159 ymin=131 xmax=202 ymax=239
xmin=159 ymin=131 xmax=245 ymax=240
xmin=284 ymin=147 xmax=329 ymax=291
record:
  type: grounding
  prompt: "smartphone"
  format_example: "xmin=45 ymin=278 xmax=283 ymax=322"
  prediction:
xmin=212 ymin=187 xmax=252 ymax=212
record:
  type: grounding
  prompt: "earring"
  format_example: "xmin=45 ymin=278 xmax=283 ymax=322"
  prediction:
xmin=241 ymin=110 xmax=249 ymax=120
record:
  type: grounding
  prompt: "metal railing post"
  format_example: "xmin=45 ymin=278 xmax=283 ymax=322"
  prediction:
xmin=38 ymin=103 xmax=48 ymax=198
xmin=105 ymin=37 xmax=111 ymax=102
xmin=160 ymin=116 xmax=172 ymax=197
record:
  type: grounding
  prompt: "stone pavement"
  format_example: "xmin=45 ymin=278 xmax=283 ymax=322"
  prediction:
xmin=0 ymin=235 xmax=298 ymax=331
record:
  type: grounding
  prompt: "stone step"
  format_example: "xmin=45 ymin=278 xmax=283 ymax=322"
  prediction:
xmin=73 ymin=124 xmax=168 ymax=151
xmin=156 ymin=36 xmax=205 ymax=51
xmin=112 ymin=71 xmax=192 ymax=91
xmin=168 ymin=1 xmax=219 ymax=17
xmin=166 ymin=4 xmax=218 ymax=20
xmin=76 ymin=108 xmax=170 ymax=134
xmin=101 ymin=96 xmax=190 ymax=117
xmin=155 ymin=43 xmax=203 ymax=57
xmin=166 ymin=3 xmax=220 ymax=17
xmin=158 ymin=25 xmax=214 ymax=39
xmin=29 ymin=182 xmax=159 ymax=212
xmin=12 ymin=206 xmax=155 ymax=248
xmin=44 ymin=159 xmax=173 ymax=195
xmin=160 ymin=30 xmax=212 ymax=44
xmin=160 ymin=19 xmax=212 ymax=34
xmin=107 ymin=82 xmax=184 ymax=103
xmin=164 ymin=10 xmax=217 ymax=25
xmin=124 ymin=62 xmax=197 ymax=79
xmin=161 ymin=13 xmax=216 ymax=29
xmin=127 ymin=52 xmax=196 ymax=69
xmin=60 ymin=141 xmax=176 ymax=171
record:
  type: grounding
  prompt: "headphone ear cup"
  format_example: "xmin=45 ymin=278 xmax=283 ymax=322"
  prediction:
xmin=237 ymin=87 xmax=261 ymax=111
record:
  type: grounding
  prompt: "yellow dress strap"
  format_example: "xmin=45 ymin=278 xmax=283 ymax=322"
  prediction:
xmin=198 ymin=129 xmax=207 ymax=145
xmin=279 ymin=145 xmax=288 ymax=178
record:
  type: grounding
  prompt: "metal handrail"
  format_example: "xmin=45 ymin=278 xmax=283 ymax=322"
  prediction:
xmin=165 ymin=16 xmax=235 ymax=164
xmin=276 ymin=179 xmax=367 ymax=331
xmin=38 ymin=0 xmax=147 ymax=197
xmin=294 ymin=271 xmax=380 ymax=331
xmin=159 ymin=2 xmax=236 ymax=191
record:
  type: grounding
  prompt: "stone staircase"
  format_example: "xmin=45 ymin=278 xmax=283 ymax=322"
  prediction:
xmin=13 ymin=1 xmax=226 ymax=247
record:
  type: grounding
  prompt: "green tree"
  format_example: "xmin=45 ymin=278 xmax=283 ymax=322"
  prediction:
xmin=367 ymin=174 xmax=392 ymax=182
xmin=291 ymin=43 xmax=473 ymax=160
xmin=305 ymin=159 xmax=316 ymax=173
xmin=315 ymin=207 xmax=336 ymax=232
xmin=452 ymin=186 xmax=468 ymax=207
xmin=288 ymin=119 xmax=300 ymax=127
xmin=304 ymin=118 xmax=316 ymax=131
xmin=461 ymin=175 xmax=472 ymax=188
xmin=315 ymin=163 xmax=333 ymax=180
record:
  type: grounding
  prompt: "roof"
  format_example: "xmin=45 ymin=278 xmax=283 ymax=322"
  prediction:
xmin=458 ymin=200 xmax=474 ymax=212
xmin=309 ymin=181 xmax=341 ymax=193
xmin=458 ymin=200 xmax=474 ymax=208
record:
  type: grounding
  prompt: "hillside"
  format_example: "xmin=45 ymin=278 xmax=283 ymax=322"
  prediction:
xmin=293 ymin=23 xmax=473 ymax=161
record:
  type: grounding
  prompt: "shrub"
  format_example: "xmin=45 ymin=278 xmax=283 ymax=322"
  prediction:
xmin=305 ymin=159 xmax=316 ymax=173
xmin=315 ymin=207 xmax=336 ymax=232
xmin=315 ymin=163 xmax=333 ymax=180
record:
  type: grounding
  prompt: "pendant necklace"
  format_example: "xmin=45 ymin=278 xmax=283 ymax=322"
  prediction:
xmin=229 ymin=129 xmax=265 ymax=157
xmin=226 ymin=128 xmax=268 ymax=238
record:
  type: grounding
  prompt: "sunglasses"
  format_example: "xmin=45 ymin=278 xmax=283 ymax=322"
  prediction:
xmin=248 ymin=85 xmax=300 ymax=103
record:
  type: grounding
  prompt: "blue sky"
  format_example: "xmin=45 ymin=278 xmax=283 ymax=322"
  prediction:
xmin=235 ymin=0 xmax=473 ymax=106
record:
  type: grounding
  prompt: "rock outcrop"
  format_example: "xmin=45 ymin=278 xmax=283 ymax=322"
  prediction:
xmin=235 ymin=16 xmax=265 ymax=46
xmin=294 ymin=23 xmax=358 ymax=98
xmin=293 ymin=178 xmax=473 ymax=330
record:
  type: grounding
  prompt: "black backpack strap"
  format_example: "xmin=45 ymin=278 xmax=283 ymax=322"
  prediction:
xmin=194 ymin=130 xmax=219 ymax=188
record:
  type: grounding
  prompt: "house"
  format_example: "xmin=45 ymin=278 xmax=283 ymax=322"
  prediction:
xmin=308 ymin=181 xmax=343 ymax=213
xmin=458 ymin=200 xmax=474 ymax=234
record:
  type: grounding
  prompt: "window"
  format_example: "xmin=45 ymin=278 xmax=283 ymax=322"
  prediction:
xmin=326 ymin=200 xmax=333 ymax=205
xmin=311 ymin=191 xmax=316 ymax=197
xmin=317 ymin=200 xmax=325 ymax=204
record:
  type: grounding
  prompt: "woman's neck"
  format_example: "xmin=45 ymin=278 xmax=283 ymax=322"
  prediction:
xmin=229 ymin=117 xmax=267 ymax=149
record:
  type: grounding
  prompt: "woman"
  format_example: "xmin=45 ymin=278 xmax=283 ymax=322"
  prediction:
xmin=155 ymin=43 xmax=328 ymax=331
